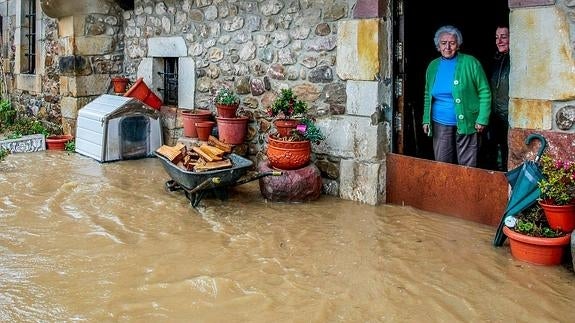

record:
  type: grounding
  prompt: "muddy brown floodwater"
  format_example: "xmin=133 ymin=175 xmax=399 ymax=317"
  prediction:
xmin=1 ymin=151 xmax=574 ymax=322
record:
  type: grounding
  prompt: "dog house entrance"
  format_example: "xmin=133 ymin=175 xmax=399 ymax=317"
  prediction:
xmin=120 ymin=115 xmax=150 ymax=159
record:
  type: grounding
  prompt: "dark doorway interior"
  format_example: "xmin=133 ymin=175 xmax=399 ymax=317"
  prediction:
xmin=398 ymin=0 xmax=510 ymax=160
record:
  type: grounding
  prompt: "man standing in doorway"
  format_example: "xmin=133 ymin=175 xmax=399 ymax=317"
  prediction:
xmin=485 ymin=25 xmax=510 ymax=171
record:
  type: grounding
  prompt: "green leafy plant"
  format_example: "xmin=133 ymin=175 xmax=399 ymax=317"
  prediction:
xmin=213 ymin=87 xmax=240 ymax=106
xmin=0 ymin=99 xmax=15 ymax=130
xmin=297 ymin=117 xmax=325 ymax=144
xmin=512 ymin=204 xmax=564 ymax=238
xmin=0 ymin=147 xmax=9 ymax=162
xmin=537 ymin=154 xmax=575 ymax=205
xmin=267 ymin=88 xmax=308 ymax=120
xmin=65 ymin=140 xmax=75 ymax=152
xmin=269 ymin=117 xmax=325 ymax=144
xmin=4 ymin=116 xmax=50 ymax=139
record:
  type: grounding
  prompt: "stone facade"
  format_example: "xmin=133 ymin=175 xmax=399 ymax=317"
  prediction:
xmin=1 ymin=0 xmax=574 ymax=205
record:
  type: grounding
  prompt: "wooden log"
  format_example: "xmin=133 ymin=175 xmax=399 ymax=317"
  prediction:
xmin=192 ymin=146 xmax=215 ymax=162
xmin=200 ymin=143 xmax=225 ymax=157
xmin=194 ymin=159 xmax=233 ymax=172
xmin=199 ymin=144 xmax=223 ymax=161
xmin=208 ymin=135 xmax=233 ymax=153
xmin=156 ymin=144 xmax=185 ymax=163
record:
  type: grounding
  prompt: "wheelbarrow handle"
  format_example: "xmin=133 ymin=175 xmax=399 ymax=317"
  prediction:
xmin=230 ymin=171 xmax=283 ymax=187
xmin=525 ymin=133 xmax=547 ymax=162
xmin=187 ymin=177 xmax=221 ymax=195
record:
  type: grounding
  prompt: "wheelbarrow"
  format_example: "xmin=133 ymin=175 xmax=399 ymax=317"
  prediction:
xmin=154 ymin=152 xmax=281 ymax=207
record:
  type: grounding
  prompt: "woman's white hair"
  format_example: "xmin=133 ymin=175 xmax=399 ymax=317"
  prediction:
xmin=434 ymin=25 xmax=463 ymax=49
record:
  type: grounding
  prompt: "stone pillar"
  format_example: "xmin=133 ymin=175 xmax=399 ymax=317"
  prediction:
xmin=41 ymin=0 xmax=124 ymax=135
xmin=332 ymin=18 xmax=391 ymax=205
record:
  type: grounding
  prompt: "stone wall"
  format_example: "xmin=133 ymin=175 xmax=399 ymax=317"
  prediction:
xmin=122 ymin=0 xmax=356 ymax=198
xmin=4 ymin=0 xmax=390 ymax=205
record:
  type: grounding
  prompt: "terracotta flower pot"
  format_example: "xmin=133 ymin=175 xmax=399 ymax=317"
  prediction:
xmin=181 ymin=109 xmax=212 ymax=138
xmin=274 ymin=119 xmax=300 ymax=137
xmin=266 ymin=135 xmax=311 ymax=170
xmin=124 ymin=77 xmax=162 ymax=110
xmin=111 ymin=77 xmax=129 ymax=94
xmin=215 ymin=103 xmax=239 ymax=118
xmin=46 ymin=135 xmax=73 ymax=150
xmin=539 ymin=201 xmax=575 ymax=233
xmin=503 ymin=226 xmax=570 ymax=266
xmin=216 ymin=116 xmax=249 ymax=145
xmin=195 ymin=121 xmax=215 ymax=141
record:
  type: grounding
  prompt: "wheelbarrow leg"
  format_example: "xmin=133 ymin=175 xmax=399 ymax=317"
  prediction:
xmin=185 ymin=191 xmax=206 ymax=208
xmin=184 ymin=177 xmax=221 ymax=208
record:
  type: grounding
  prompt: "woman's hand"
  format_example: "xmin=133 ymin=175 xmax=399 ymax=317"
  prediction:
xmin=423 ymin=124 xmax=429 ymax=135
xmin=475 ymin=123 xmax=485 ymax=133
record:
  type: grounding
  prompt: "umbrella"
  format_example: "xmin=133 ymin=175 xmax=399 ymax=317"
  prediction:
xmin=493 ymin=133 xmax=547 ymax=246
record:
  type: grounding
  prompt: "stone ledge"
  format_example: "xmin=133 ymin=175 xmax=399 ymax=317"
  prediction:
xmin=0 ymin=134 xmax=46 ymax=153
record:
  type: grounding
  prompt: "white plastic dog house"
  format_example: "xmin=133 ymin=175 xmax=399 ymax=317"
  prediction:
xmin=75 ymin=94 xmax=163 ymax=162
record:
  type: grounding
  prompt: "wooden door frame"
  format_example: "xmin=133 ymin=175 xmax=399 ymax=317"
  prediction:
xmin=387 ymin=1 xmax=511 ymax=226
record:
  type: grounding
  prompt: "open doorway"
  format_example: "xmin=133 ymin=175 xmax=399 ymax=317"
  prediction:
xmin=396 ymin=0 xmax=510 ymax=161
xmin=386 ymin=0 xmax=511 ymax=225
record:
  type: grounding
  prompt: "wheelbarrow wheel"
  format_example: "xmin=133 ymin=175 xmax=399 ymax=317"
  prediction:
xmin=165 ymin=180 xmax=180 ymax=192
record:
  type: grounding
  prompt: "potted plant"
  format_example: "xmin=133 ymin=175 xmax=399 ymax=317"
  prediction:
xmin=503 ymin=204 xmax=571 ymax=265
xmin=213 ymin=87 xmax=240 ymax=118
xmin=266 ymin=90 xmax=326 ymax=171
xmin=537 ymin=154 xmax=575 ymax=232
xmin=267 ymin=88 xmax=308 ymax=137
xmin=212 ymin=87 xmax=249 ymax=145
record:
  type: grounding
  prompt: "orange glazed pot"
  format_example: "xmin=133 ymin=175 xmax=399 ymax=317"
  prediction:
xmin=503 ymin=226 xmax=570 ymax=266
xmin=266 ymin=135 xmax=311 ymax=170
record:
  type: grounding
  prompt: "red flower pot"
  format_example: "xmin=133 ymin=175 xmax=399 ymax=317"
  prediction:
xmin=181 ymin=109 xmax=212 ymax=138
xmin=539 ymin=201 xmax=575 ymax=233
xmin=111 ymin=77 xmax=129 ymax=94
xmin=216 ymin=116 xmax=249 ymax=145
xmin=274 ymin=119 xmax=300 ymax=137
xmin=195 ymin=121 xmax=215 ymax=141
xmin=124 ymin=78 xmax=162 ymax=110
xmin=46 ymin=135 xmax=73 ymax=150
xmin=215 ymin=103 xmax=239 ymax=118
xmin=503 ymin=226 xmax=570 ymax=266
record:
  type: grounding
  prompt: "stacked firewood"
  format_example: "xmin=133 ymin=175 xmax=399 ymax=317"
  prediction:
xmin=156 ymin=135 xmax=235 ymax=172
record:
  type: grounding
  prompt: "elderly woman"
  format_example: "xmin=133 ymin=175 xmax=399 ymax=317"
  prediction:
xmin=422 ymin=25 xmax=491 ymax=167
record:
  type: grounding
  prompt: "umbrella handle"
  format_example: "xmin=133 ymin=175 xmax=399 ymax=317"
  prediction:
xmin=525 ymin=133 xmax=547 ymax=162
